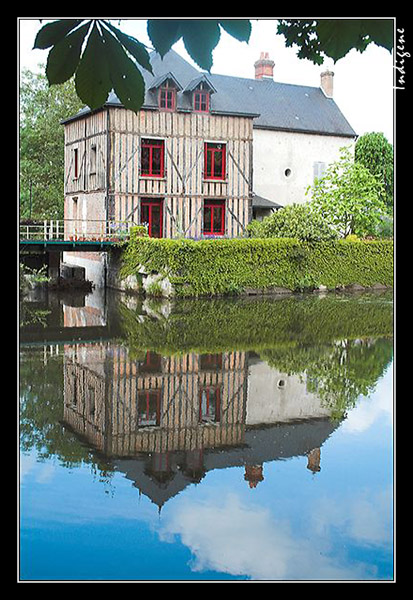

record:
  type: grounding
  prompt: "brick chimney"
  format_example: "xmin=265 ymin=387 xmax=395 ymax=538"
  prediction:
xmin=254 ymin=52 xmax=275 ymax=79
xmin=320 ymin=69 xmax=334 ymax=98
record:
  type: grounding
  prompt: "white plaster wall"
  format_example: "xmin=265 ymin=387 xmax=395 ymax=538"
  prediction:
xmin=62 ymin=252 xmax=107 ymax=288
xmin=253 ymin=128 xmax=355 ymax=206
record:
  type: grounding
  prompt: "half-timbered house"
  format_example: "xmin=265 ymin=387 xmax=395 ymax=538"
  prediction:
xmin=61 ymin=48 xmax=356 ymax=285
xmin=62 ymin=50 xmax=256 ymax=242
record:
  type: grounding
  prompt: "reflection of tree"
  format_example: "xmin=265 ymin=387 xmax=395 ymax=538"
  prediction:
xmin=19 ymin=348 xmax=113 ymax=480
xmin=261 ymin=337 xmax=393 ymax=420
xmin=19 ymin=302 xmax=51 ymax=329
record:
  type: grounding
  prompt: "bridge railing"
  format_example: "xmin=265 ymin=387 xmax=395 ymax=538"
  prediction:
xmin=19 ymin=220 xmax=139 ymax=243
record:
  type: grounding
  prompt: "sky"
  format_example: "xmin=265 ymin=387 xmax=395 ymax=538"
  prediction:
xmin=18 ymin=18 xmax=395 ymax=142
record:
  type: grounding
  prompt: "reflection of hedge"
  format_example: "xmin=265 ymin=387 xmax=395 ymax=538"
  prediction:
xmin=118 ymin=292 xmax=393 ymax=356
xmin=118 ymin=292 xmax=393 ymax=421
xmin=121 ymin=234 xmax=393 ymax=297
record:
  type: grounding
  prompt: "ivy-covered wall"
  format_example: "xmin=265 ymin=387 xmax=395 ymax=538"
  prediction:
xmin=120 ymin=232 xmax=393 ymax=297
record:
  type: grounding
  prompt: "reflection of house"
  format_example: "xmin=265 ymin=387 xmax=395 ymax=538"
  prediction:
xmin=63 ymin=343 xmax=338 ymax=509
xmin=246 ymin=353 xmax=332 ymax=424
xmin=63 ymin=345 xmax=248 ymax=459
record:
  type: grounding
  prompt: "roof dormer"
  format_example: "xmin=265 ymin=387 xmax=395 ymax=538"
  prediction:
xmin=184 ymin=75 xmax=216 ymax=113
xmin=148 ymin=72 xmax=182 ymax=111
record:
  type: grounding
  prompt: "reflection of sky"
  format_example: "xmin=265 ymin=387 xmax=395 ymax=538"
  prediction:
xmin=19 ymin=364 xmax=393 ymax=581
xmin=341 ymin=364 xmax=393 ymax=434
xmin=158 ymin=488 xmax=392 ymax=580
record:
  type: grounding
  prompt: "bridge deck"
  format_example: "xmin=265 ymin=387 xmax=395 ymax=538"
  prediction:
xmin=19 ymin=239 xmax=117 ymax=252
xmin=19 ymin=219 xmax=137 ymax=252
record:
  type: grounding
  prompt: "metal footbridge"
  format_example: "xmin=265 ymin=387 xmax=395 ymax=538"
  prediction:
xmin=19 ymin=219 xmax=137 ymax=252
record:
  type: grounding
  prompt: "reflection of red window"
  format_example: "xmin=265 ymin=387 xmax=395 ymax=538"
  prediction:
xmin=159 ymin=87 xmax=175 ymax=111
xmin=203 ymin=200 xmax=225 ymax=236
xmin=137 ymin=389 xmax=161 ymax=427
xmin=199 ymin=386 xmax=221 ymax=423
xmin=194 ymin=90 xmax=209 ymax=112
xmin=139 ymin=351 xmax=162 ymax=373
xmin=141 ymin=139 xmax=164 ymax=177
xmin=200 ymin=353 xmax=223 ymax=370
xmin=204 ymin=143 xmax=226 ymax=180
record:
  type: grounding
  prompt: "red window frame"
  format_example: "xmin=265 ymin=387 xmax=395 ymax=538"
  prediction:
xmin=203 ymin=199 xmax=225 ymax=236
xmin=159 ymin=87 xmax=176 ymax=111
xmin=193 ymin=90 xmax=209 ymax=113
xmin=141 ymin=138 xmax=165 ymax=178
xmin=204 ymin=142 xmax=226 ymax=180
xmin=140 ymin=198 xmax=163 ymax=238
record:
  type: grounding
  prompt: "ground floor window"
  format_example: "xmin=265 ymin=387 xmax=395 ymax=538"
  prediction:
xmin=203 ymin=199 xmax=225 ymax=236
xmin=141 ymin=198 xmax=163 ymax=237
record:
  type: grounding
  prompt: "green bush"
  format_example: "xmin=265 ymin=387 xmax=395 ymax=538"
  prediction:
xmin=247 ymin=203 xmax=338 ymax=242
xmin=121 ymin=234 xmax=393 ymax=297
xmin=130 ymin=224 xmax=149 ymax=238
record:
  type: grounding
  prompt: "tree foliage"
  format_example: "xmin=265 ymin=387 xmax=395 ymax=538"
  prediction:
xmin=277 ymin=19 xmax=393 ymax=64
xmin=308 ymin=146 xmax=387 ymax=238
xmin=20 ymin=67 xmax=83 ymax=219
xmin=355 ymin=132 xmax=393 ymax=210
xmin=247 ymin=203 xmax=338 ymax=242
xmin=32 ymin=18 xmax=393 ymax=112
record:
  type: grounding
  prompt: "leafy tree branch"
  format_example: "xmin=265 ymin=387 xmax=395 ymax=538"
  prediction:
xmin=33 ymin=18 xmax=394 ymax=112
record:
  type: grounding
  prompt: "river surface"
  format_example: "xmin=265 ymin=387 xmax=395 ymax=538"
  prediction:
xmin=19 ymin=287 xmax=394 ymax=581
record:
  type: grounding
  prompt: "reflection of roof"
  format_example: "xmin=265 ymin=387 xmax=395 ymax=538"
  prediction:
xmin=113 ymin=417 xmax=340 ymax=509
xmin=252 ymin=194 xmax=282 ymax=210
xmin=62 ymin=49 xmax=356 ymax=137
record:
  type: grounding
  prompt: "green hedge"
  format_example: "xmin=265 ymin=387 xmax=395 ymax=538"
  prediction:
xmin=121 ymin=233 xmax=393 ymax=297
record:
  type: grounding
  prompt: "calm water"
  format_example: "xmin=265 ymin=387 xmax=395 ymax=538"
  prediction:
xmin=19 ymin=288 xmax=394 ymax=581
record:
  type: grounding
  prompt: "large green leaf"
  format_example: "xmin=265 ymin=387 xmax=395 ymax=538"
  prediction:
xmin=316 ymin=20 xmax=369 ymax=62
xmin=101 ymin=28 xmax=145 ymax=113
xmin=104 ymin=21 xmax=153 ymax=74
xmin=46 ymin=21 xmax=91 ymax=85
xmin=147 ymin=20 xmax=182 ymax=58
xmin=219 ymin=19 xmax=251 ymax=42
xmin=180 ymin=20 xmax=221 ymax=71
xmin=33 ymin=19 xmax=83 ymax=49
xmin=363 ymin=19 xmax=394 ymax=52
xmin=75 ymin=23 xmax=111 ymax=110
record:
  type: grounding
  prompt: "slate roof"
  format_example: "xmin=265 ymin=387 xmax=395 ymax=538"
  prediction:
xmin=63 ymin=49 xmax=356 ymax=138
xmin=252 ymin=194 xmax=282 ymax=209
